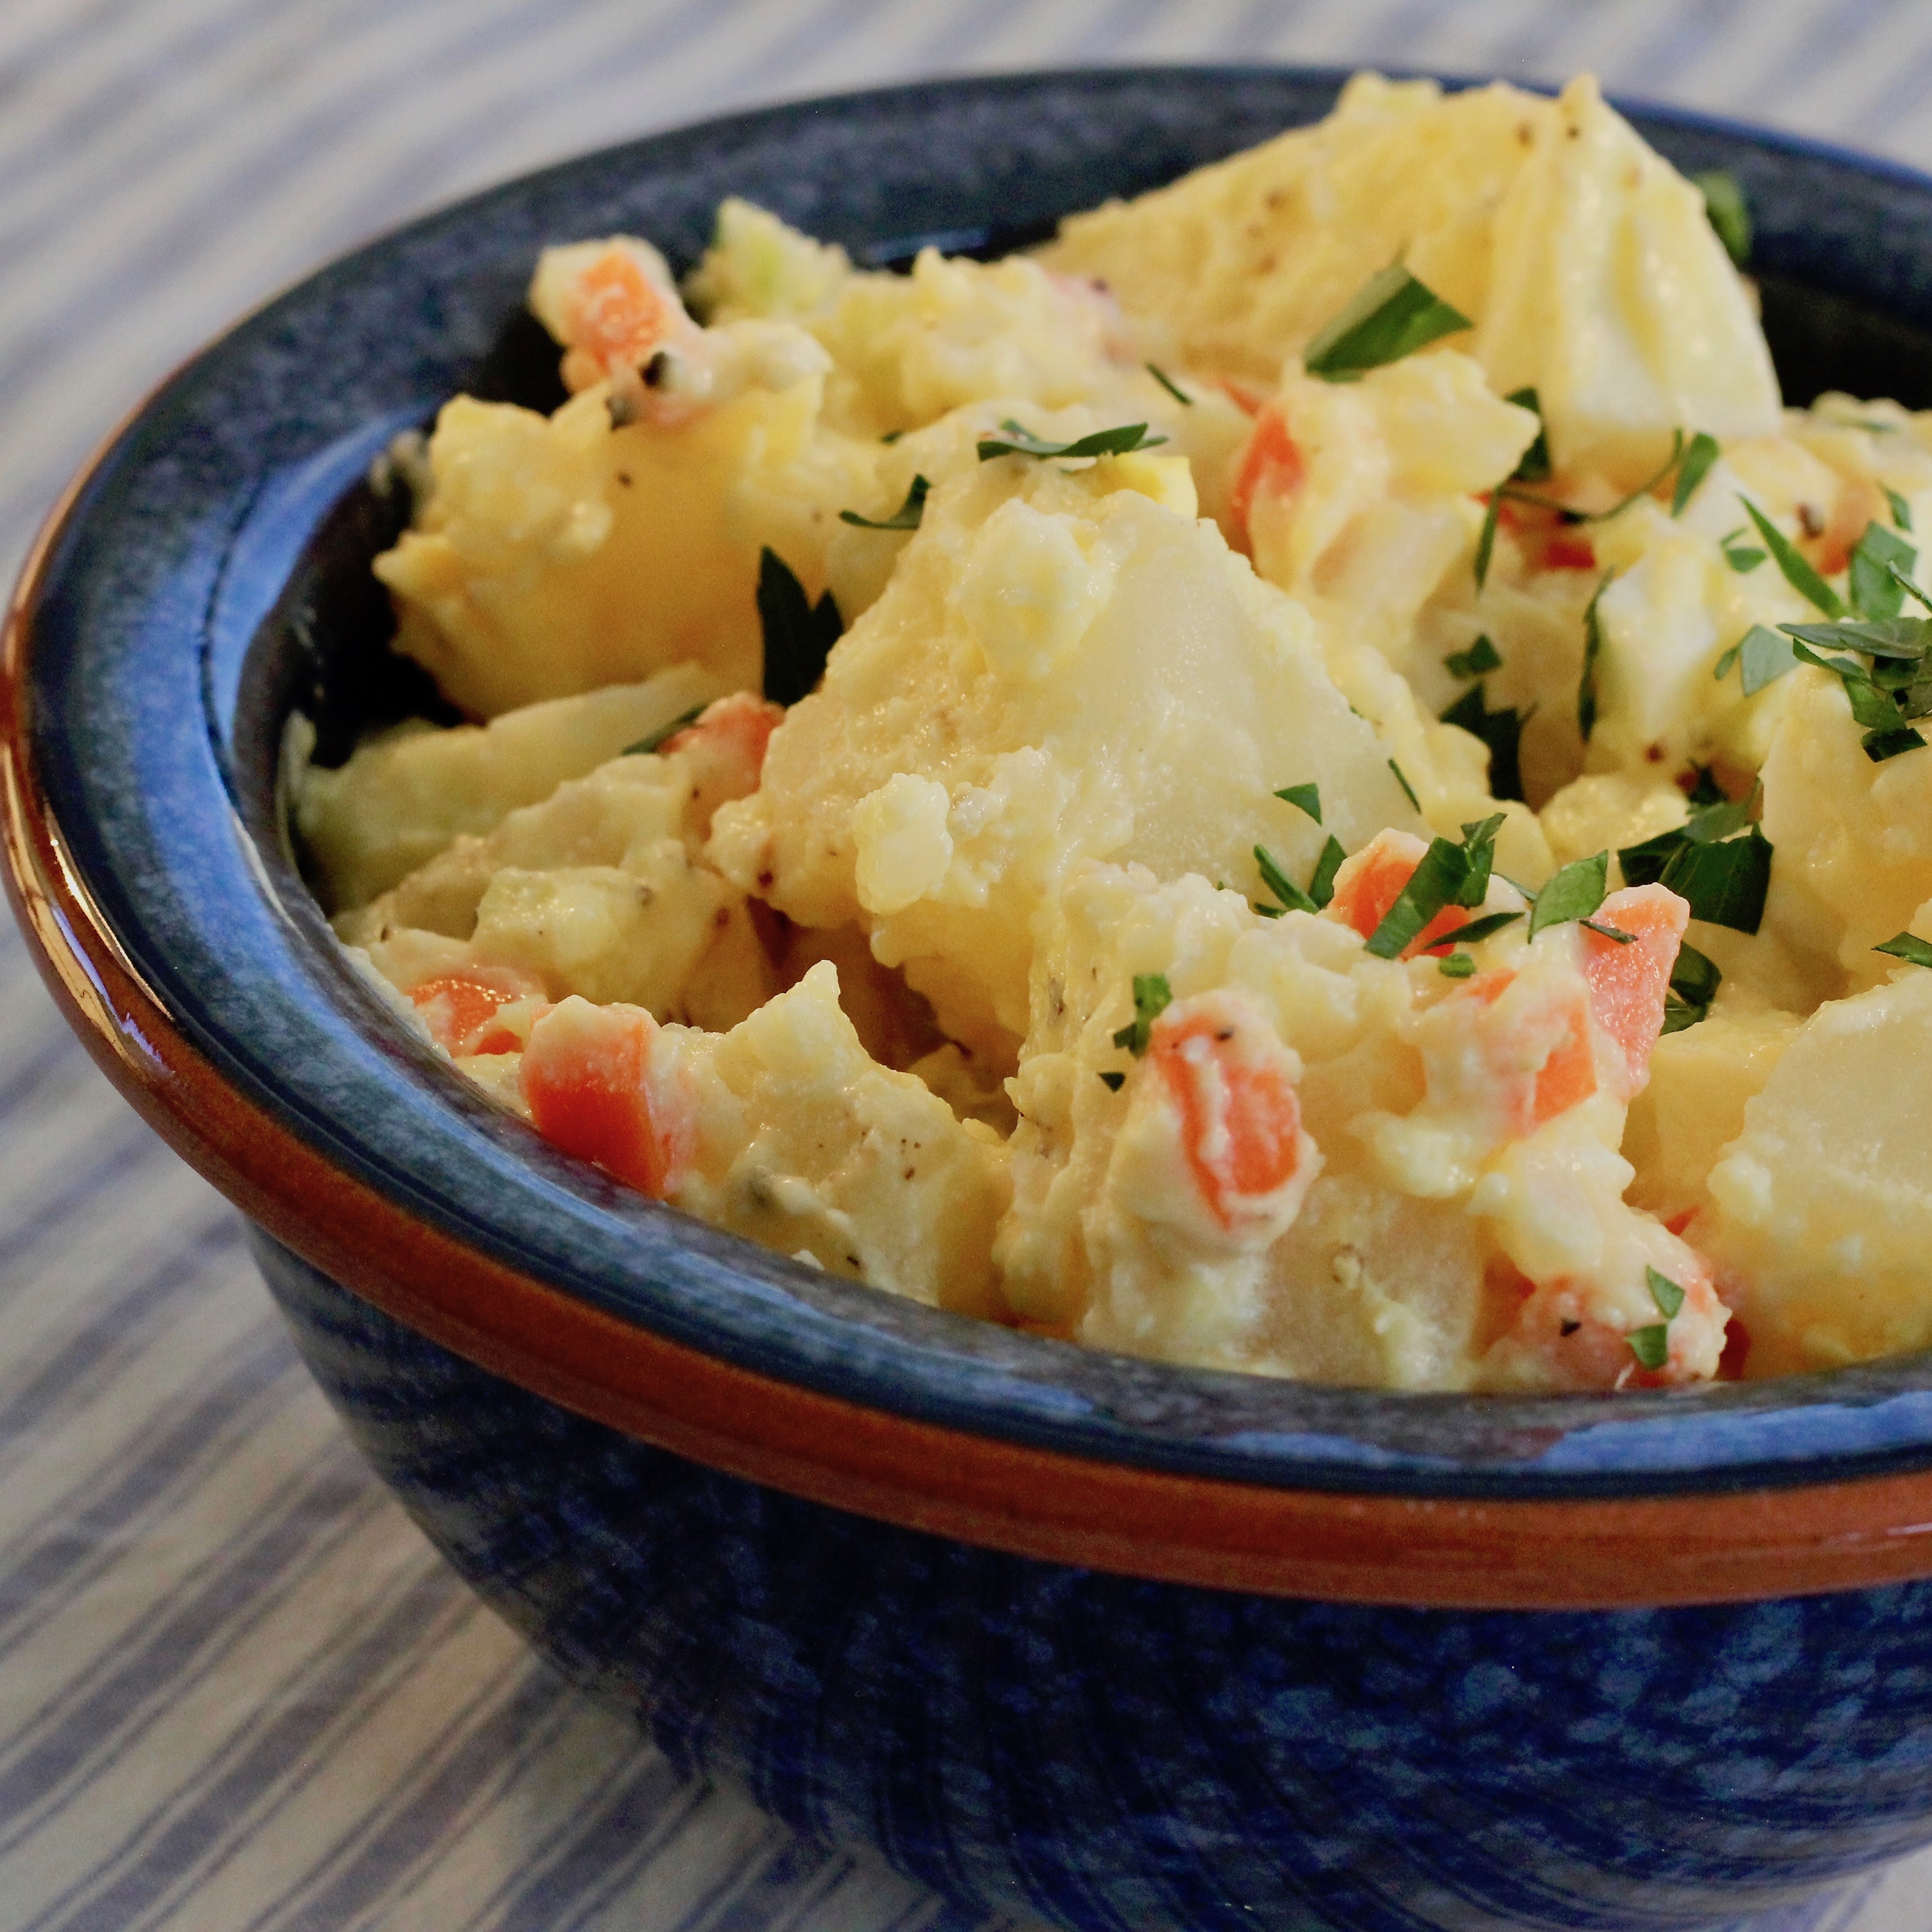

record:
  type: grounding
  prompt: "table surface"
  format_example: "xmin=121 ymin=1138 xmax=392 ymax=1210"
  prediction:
xmin=9 ymin=3 xmax=1932 ymax=1927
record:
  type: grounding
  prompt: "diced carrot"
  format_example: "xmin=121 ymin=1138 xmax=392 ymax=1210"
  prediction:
xmin=1228 ymin=404 xmax=1304 ymax=552
xmin=1457 ymin=967 xmax=1596 ymax=1132
xmin=1150 ymin=996 xmax=1304 ymax=1230
xmin=661 ymin=690 xmax=783 ymax=785
xmin=569 ymin=248 xmax=671 ymax=372
xmin=1214 ymin=376 xmax=1268 ymax=418
xmin=520 ymin=998 xmax=676 ymax=1196
xmin=1325 ymin=830 xmax=1469 ymax=957
xmin=411 ymin=967 xmax=547 ymax=1057
xmin=1582 ymin=883 xmax=1689 ymax=1099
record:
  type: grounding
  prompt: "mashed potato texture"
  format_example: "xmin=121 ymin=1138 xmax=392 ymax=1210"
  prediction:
xmin=296 ymin=72 xmax=1932 ymax=1393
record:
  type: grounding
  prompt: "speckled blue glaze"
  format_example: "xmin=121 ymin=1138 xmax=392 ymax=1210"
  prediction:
xmin=25 ymin=68 xmax=1932 ymax=1930
xmin=255 ymin=1232 xmax=1932 ymax=1932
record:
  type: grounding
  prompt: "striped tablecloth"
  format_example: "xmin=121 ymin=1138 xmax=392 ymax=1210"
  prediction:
xmin=8 ymin=5 xmax=1932 ymax=1927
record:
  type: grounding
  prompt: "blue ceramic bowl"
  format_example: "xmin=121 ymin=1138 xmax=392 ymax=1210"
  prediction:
xmin=14 ymin=67 xmax=1932 ymax=1932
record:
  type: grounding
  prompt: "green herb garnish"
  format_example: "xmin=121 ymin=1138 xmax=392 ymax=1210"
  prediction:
xmin=1876 ymin=931 xmax=1932 ymax=968
xmin=1310 ymin=837 xmax=1345 ymax=910
xmin=1389 ymin=759 xmax=1421 ymax=812
xmin=1362 ymin=817 xmax=1504 ymax=960
xmin=1445 ymin=635 xmax=1503 ymax=680
xmin=1686 ymin=765 xmax=1728 ymax=808
xmin=1146 ymin=362 xmax=1193 ymax=406
xmin=839 ymin=473 xmax=930 ymax=531
xmin=1628 ymin=1324 xmax=1671 ymax=1371
xmin=1671 ymin=433 xmax=1721 ymax=516
xmin=1254 ymin=831 xmax=1346 ymax=916
xmin=1304 ymin=264 xmax=1472 ymax=380
xmin=1886 ymin=485 xmax=1914 ymax=533
xmin=1527 ymin=851 xmax=1610 ymax=939
xmin=1579 ymin=574 xmax=1612 ymax=741
xmin=1781 ymin=616 xmax=1932 ymax=761
xmin=1662 ymin=942 xmax=1722 ymax=1032
xmin=1474 ymin=490 xmax=1502 ymax=592
xmin=1437 ymin=953 xmax=1477 ymax=978
xmin=757 ymin=548 xmax=843 ymax=707
xmin=1505 ymin=388 xmax=1552 ymax=482
xmin=1276 ymin=782 xmax=1323 ymax=823
xmin=1664 ymin=827 xmax=1775 ymax=932
xmin=977 ymin=419 xmax=1167 ymax=462
xmin=1255 ymin=844 xmax=1318 ymax=916
xmin=1719 ymin=526 xmax=1767 ymax=574
xmin=1849 ymin=521 xmax=1918 ymax=620
xmin=1098 ymin=1070 xmax=1127 ymax=1091
xmin=1440 ymin=681 xmax=1531 ymax=803
xmin=1713 ymin=624 xmax=1797 ymax=696
xmin=1451 ymin=909 xmax=1526 ymax=946
xmin=1646 ymin=1266 xmax=1686 ymax=1320
xmin=1693 ymin=169 xmax=1752 ymax=266
xmin=620 ymin=702 xmax=708 ymax=758
xmin=1112 ymin=974 xmax=1173 ymax=1056
xmin=1742 ymin=499 xmax=1845 ymax=617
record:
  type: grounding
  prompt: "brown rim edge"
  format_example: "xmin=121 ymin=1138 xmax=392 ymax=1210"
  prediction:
xmin=10 ymin=424 xmax=1932 ymax=1614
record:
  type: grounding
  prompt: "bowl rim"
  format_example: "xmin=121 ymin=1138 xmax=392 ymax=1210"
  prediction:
xmin=14 ymin=62 xmax=1932 ymax=1610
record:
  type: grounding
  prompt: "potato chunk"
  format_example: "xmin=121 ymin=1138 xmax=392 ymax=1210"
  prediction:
xmin=1705 ymin=968 xmax=1932 ymax=1374
xmin=707 ymin=408 xmax=1422 ymax=1057
xmin=1043 ymin=74 xmax=1777 ymax=485
xmin=294 ymin=665 xmax=726 ymax=910
xmin=375 ymin=368 xmax=872 ymax=718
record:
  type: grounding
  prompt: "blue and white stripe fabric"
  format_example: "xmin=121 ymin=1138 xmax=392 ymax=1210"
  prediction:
xmin=7 ymin=4 xmax=1932 ymax=1927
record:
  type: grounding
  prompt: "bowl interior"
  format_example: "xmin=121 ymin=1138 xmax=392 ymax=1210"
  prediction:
xmin=31 ymin=66 xmax=1932 ymax=1503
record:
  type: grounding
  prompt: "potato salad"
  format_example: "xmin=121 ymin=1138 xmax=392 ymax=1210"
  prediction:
xmin=296 ymin=74 xmax=1932 ymax=1393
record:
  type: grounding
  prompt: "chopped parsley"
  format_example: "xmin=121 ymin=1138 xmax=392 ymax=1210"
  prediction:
xmin=620 ymin=702 xmax=707 ymax=757
xmin=1876 ymin=931 xmax=1932 ymax=968
xmin=1713 ymin=624 xmax=1797 ymax=696
xmin=1254 ymin=843 xmax=1317 ymax=916
xmin=1146 ymin=362 xmax=1193 ymax=406
xmin=1886 ymin=485 xmax=1914 ymax=533
xmin=1363 ymin=815 xmax=1504 ymax=960
xmin=839 ymin=473 xmax=930 ymax=530
xmin=1742 ymin=498 xmax=1845 ymax=617
xmin=1311 ymin=836 xmax=1346 ymax=907
xmin=1254 ymin=832 xmax=1346 ymax=916
xmin=1303 ymin=264 xmax=1472 ymax=381
xmin=1389 ymin=759 xmax=1421 ymax=812
xmin=1627 ymin=1324 xmax=1671 ymax=1371
xmin=1445 ymin=634 xmax=1502 ymax=680
xmin=1579 ymin=574 xmax=1612 ymax=742
xmin=1719 ymin=526 xmax=1767 ymax=574
xmin=1671 ymin=432 xmax=1721 ymax=516
xmin=1618 ymin=790 xmax=1772 ymax=931
xmin=1850 ymin=521 xmax=1917 ymax=620
xmin=757 ymin=548 xmax=843 ymax=707
xmin=1781 ymin=612 xmax=1932 ymax=762
xmin=1276 ymin=782 xmax=1323 ymax=823
xmin=1646 ymin=1266 xmax=1687 ymax=1320
xmin=1693 ymin=168 xmax=1753 ymax=267
xmin=1505 ymin=388 xmax=1551 ymax=483
xmin=1668 ymin=828 xmax=1776 ymax=931
xmin=1502 ymin=429 xmax=1704 ymax=527
xmin=1097 ymin=1070 xmax=1127 ymax=1092
xmin=1440 ymin=680 xmax=1531 ymax=804
xmin=1474 ymin=490 xmax=1502 ymax=592
xmin=1112 ymin=974 xmax=1173 ymax=1056
xmin=977 ymin=419 xmax=1167 ymax=461
xmin=1448 ymin=909 xmax=1526 ymax=946
xmin=1527 ymin=850 xmax=1610 ymax=939
xmin=1662 ymin=942 xmax=1722 ymax=1033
